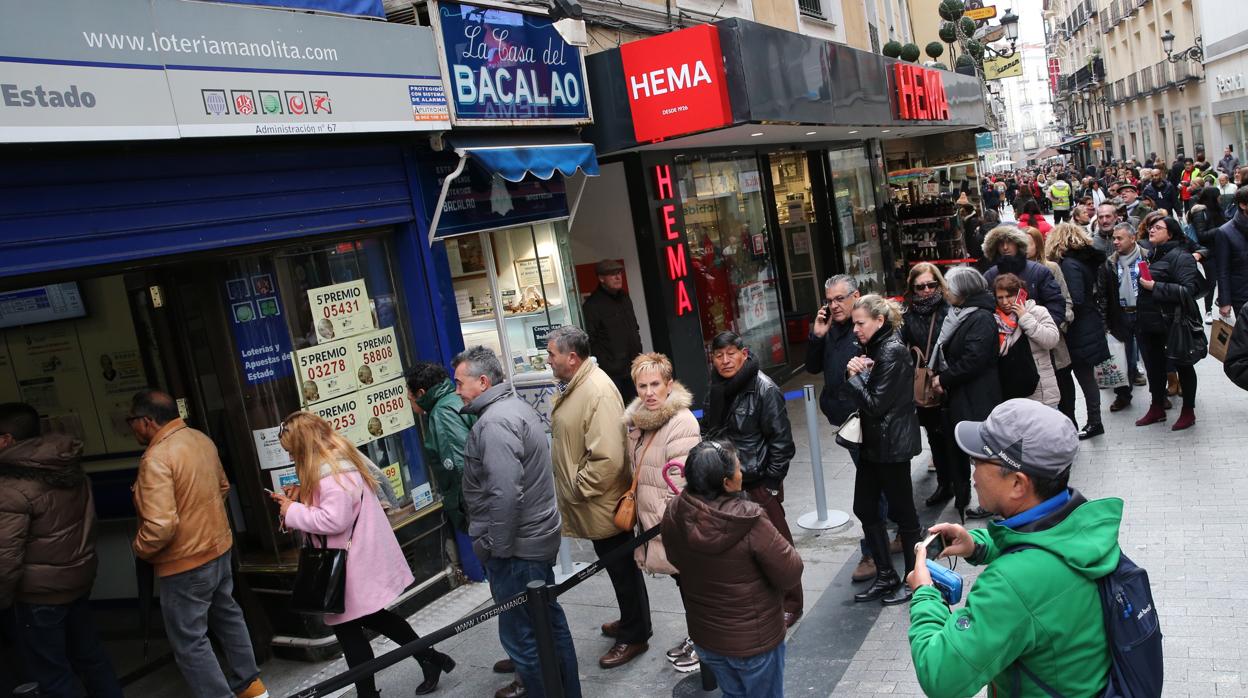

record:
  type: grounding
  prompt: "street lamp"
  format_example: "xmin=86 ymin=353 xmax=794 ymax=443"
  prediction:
xmin=1162 ymin=30 xmax=1204 ymax=63
xmin=984 ymin=9 xmax=1021 ymax=59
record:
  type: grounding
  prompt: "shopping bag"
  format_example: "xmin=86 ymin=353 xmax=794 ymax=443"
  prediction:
xmin=1095 ymin=335 xmax=1129 ymax=389
xmin=1210 ymin=319 xmax=1235 ymax=363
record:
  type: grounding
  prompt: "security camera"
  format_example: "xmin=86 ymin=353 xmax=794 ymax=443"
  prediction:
xmin=549 ymin=0 xmax=582 ymax=20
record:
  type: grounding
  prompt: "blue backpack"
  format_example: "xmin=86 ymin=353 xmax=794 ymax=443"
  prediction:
xmin=1005 ymin=546 xmax=1163 ymax=698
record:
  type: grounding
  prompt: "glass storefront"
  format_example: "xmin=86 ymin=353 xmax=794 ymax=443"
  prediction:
xmin=677 ymin=153 xmax=788 ymax=370
xmin=769 ymin=151 xmax=821 ymax=317
xmin=828 ymin=147 xmax=889 ymax=295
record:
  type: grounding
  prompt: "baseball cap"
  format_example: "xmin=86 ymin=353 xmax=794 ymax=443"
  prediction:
xmin=953 ymin=399 xmax=1079 ymax=479
xmin=595 ymin=259 xmax=624 ymax=275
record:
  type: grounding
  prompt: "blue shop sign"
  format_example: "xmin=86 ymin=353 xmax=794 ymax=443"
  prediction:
xmin=420 ymin=150 xmax=569 ymax=238
xmin=224 ymin=276 xmax=294 ymax=385
xmin=435 ymin=0 xmax=590 ymax=123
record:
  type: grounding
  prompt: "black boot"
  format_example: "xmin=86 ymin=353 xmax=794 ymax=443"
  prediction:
xmin=415 ymin=650 xmax=456 ymax=695
xmin=924 ymin=483 xmax=954 ymax=507
xmin=854 ymin=524 xmax=900 ymax=603
xmin=883 ymin=529 xmax=922 ymax=606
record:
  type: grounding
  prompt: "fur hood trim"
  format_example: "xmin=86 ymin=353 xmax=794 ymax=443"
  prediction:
xmin=624 ymin=382 xmax=693 ymax=432
xmin=982 ymin=224 xmax=1032 ymax=260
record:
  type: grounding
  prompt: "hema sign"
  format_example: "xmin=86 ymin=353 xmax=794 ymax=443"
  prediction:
xmin=0 ymin=0 xmax=450 ymax=142
xmin=619 ymin=25 xmax=733 ymax=142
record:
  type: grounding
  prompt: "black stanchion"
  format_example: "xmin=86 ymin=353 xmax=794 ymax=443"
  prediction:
xmin=525 ymin=580 xmax=566 ymax=698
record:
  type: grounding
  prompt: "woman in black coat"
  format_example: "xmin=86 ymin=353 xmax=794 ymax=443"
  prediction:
xmin=1189 ymin=185 xmax=1227 ymax=317
xmin=1045 ymin=223 xmax=1112 ymax=439
xmin=929 ymin=267 xmax=1001 ymax=521
xmin=1137 ymin=216 xmax=1204 ymax=430
xmin=901 ymin=263 xmax=953 ymax=506
xmin=841 ymin=294 xmax=921 ymax=606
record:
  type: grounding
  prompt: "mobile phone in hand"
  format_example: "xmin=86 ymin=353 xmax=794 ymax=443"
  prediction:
xmin=1016 ymin=286 xmax=1028 ymax=304
xmin=1138 ymin=261 xmax=1153 ymax=282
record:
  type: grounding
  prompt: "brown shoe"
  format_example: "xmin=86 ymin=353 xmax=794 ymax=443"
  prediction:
xmin=493 ymin=658 xmax=515 ymax=673
xmin=599 ymin=642 xmax=648 ymax=669
xmin=1167 ymin=372 xmax=1180 ymax=396
xmin=851 ymin=555 xmax=876 ymax=583
xmin=600 ymin=619 xmax=620 ymax=638
xmin=494 ymin=679 xmax=526 ymax=698
xmin=1109 ymin=396 xmax=1131 ymax=412
xmin=889 ymin=533 xmax=902 ymax=554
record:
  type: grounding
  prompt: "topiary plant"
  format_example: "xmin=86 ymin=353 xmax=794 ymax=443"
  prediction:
xmin=938 ymin=22 xmax=958 ymax=43
xmin=938 ymin=0 xmax=965 ymax=21
xmin=959 ymin=16 xmax=976 ymax=36
xmin=955 ymin=54 xmax=976 ymax=69
xmin=967 ymin=40 xmax=985 ymax=61
xmin=882 ymin=40 xmax=904 ymax=58
xmin=926 ymin=41 xmax=945 ymax=58
xmin=900 ymin=43 xmax=921 ymax=62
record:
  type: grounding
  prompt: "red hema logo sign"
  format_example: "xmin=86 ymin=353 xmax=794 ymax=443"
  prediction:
xmin=619 ymin=25 xmax=733 ymax=143
xmin=893 ymin=64 xmax=950 ymax=121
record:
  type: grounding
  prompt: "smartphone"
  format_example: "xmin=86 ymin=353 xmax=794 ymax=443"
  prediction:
xmin=819 ymin=302 xmax=830 ymax=319
xmin=922 ymin=532 xmax=945 ymax=561
xmin=263 ymin=488 xmax=276 ymax=497
xmin=1138 ymin=261 xmax=1153 ymax=282
xmin=1016 ymin=286 xmax=1029 ymax=305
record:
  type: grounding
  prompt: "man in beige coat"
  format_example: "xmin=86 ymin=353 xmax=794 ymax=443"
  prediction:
xmin=547 ymin=326 xmax=651 ymax=670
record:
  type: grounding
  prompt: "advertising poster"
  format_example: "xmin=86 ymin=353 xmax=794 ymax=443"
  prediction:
xmin=270 ymin=466 xmax=300 ymax=493
xmin=224 ymin=276 xmax=294 ymax=385
xmin=358 ymin=378 xmax=416 ymax=441
xmin=252 ymin=426 xmax=294 ymax=471
xmin=311 ymin=392 xmax=369 ymax=446
xmin=308 ymin=279 xmax=373 ymax=343
xmin=381 ymin=462 xmax=406 ymax=499
xmin=350 ymin=328 xmax=403 ymax=387
xmin=5 ymin=324 xmax=106 ymax=455
xmin=294 ymin=337 xmax=358 ymax=405
xmin=411 ymin=482 xmax=434 ymax=509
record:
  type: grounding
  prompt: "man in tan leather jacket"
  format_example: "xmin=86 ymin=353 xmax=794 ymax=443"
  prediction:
xmin=128 ymin=390 xmax=269 ymax=698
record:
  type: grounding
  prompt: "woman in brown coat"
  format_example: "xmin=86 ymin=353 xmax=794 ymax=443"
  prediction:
xmin=625 ymin=352 xmax=700 ymax=670
xmin=662 ymin=440 xmax=803 ymax=698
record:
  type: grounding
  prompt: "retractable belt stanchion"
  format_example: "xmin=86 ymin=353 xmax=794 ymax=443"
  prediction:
xmin=526 ymin=580 xmax=566 ymax=698
xmin=796 ymin=384 xmax=850 ymax=531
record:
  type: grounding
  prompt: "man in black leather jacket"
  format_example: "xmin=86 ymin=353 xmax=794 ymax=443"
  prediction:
xmin=703 ymin=331 xmax=801 ymax=624
xmin=1226 ymin=302 xmax=1248 ymax=391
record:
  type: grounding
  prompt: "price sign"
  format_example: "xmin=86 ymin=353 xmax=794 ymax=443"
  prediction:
xmin=311 ymin=392 xmax=369 ymax=446
xmin=294 ymin=337 xmax=358 ymax=404
xmin=358 ymin=378 xmax=416 ymax=441
xmin=350 ymin=328 xmax=403 ymax=386
xmin=308 ymin=280 xmax=374 ymax=343
xmin=965 ymin=6 xmax=997 ymax=20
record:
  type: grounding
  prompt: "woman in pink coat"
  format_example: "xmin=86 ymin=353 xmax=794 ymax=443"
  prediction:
xmin=271 ymin=412 xmax=454 ymax=696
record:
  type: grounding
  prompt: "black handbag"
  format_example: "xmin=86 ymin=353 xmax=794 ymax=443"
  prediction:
xmin=1166 ymin=287 xmax=1208 ymax=367
xmin=998 ymin=334 xmax=1040 ymax=400
xmin=290 ymin=492 xmax=364 ymax=615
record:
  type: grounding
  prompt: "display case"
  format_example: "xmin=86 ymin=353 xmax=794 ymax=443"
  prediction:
xmin=440 ymin=221 xmax=581 ymax=388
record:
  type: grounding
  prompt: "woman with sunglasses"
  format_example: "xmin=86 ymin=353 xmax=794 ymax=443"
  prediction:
xmin=901 ymin=263 xmax=953 ymax=507
xmin=270 ymin=412 xmax=454 ymax=696
xmin=1135 ymin=217 xmax=1206 ymax=430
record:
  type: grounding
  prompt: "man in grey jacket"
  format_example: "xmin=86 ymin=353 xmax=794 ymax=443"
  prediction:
xmin=456 ymin=346 xmax=581 ymax=698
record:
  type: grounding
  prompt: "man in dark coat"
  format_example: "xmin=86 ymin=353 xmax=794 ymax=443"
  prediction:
xmin=704 ymin=332 xmax=801 ymax=625
xmin=1143 ymin=170 xmax=1179 ymax=215
xmin=1215 ymin=186 xmax=1248 ymax=319
xmin=0 ymin=403 xmax=122 ymax=698
xmin=981 ymin=225 xmax=1067 ymax=327
xmin=1225 ymin=301 xmax=1248 ymax=391
xmin=582 ymin=259 xmax=644 ymax=402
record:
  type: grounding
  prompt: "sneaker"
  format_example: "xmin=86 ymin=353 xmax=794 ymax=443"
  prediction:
xmin=666 ymin=637 xmax=694 ymax=661
xmin=1205 ymin=310 xmax=1214 ymax=325
xmin=965 ymin=506 xmax=994 ymax=520
xmin=1132 ymin=374 xmax=1147 ymax=386
xmin=237 ymin=679 xmax=270 ymax=698
xmin=672 ymin=649 xmax=700 ymax=673
xmin=851 ymin=555 xmax=877 ymax=582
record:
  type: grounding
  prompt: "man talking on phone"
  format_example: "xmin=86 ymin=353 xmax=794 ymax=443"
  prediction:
xmin=904 ymin=399 xmax=1123 ymax=698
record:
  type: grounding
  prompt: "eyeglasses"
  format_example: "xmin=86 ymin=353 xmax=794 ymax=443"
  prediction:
xmin=124 ymin=415 xmax=142 ymax=425
xmin=912 ymin=282 xmax=941 ymax=292
xmin=826 ymin=294 xmax=853 ymax=304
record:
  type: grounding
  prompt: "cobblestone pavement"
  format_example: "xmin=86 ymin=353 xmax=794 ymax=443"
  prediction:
xmin=132 ymin=326 xmax=1248 ymax=697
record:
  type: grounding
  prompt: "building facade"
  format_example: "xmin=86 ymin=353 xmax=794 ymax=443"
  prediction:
xmin=1199 ymin=0 xmax=1248 ymax=159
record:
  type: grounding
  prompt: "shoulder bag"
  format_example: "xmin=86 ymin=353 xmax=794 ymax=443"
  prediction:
xmin=1166 ymin=286 xmax=1208 ymax=366
xmin=613 ymin=433 xmax=655 ymax=532
xmin=912 ymin=315 xmax=941 ymax=408
xmin=290 ymin=490 xmax=365 ymax=615
xmin=835 ymin=412 xmax=862 ymax=449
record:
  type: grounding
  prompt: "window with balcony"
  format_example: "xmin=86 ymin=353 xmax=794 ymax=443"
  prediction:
xmin=798 ymin=0 xmax=824 ymax=19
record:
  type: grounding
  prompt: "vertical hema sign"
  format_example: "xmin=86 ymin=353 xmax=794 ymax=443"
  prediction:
xmin=893 ymin=64 xmax=950 ymax=121
xmin=653 ymin=164 xmax=694 ymax=317
xmin=433 ymin=0 xmax=591 ymax=125
xmin=0 ymin=0 xmax=449 ymax=143
xmin=619 ymin=25 xmax=733 ymax=143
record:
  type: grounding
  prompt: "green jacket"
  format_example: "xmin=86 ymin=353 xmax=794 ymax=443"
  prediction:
xmin=909 ymin=490 xmax=1122 ymax=698
xmin=417 ymin=380 xmax=475 ymax=531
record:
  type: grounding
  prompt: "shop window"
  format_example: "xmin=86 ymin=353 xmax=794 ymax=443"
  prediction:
xmin=769 ymin=152 xmax=821 ymax=316
xmin=440 ymin=221 xmax=580 ymax=391
xmin=829 ymin=148 xmax=888 ymax=296
xmin=1190 ymin=107 xmax=1204 ymax=155
xmin=677 ymin=153 xmax=789 ymax=369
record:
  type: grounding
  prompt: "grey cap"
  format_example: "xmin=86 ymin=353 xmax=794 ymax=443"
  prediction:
xmin=953 ymin=399 xmax=1079 ymax=479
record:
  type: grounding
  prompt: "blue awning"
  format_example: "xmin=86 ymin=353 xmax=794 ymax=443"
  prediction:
xmin=457 ymin=143 xmax=600 ymax=183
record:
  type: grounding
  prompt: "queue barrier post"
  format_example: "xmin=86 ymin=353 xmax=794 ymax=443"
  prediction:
xmin=525 ymin=580 xmax=566 ymax=698
xmin=796 ymin=384 xmax=851 ymax=531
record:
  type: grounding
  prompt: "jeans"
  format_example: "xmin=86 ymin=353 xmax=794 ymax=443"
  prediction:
xmin=591 ymin=531 xmax=652 ymax=644
xmin=333 ymin=609 xmax=437 ymax=698
xmin=744 ymin=483 xmax=803 ymax=616
xmin=485 ymin=557 xmax=581 ymax=698
xmin=159 ymin=551 xmax=261 ymax=698
xmin=13 ymin=596 xmax=123 ymax=698
xmin=694 ymin=642 xmax=785 ymax=698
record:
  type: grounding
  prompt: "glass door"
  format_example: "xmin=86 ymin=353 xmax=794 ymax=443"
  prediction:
xmin=828 ymin=147 xmax=888 ymax=295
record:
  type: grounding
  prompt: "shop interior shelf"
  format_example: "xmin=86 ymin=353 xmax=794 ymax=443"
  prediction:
xmin=459 ymin=305 xmax=563 ymax=325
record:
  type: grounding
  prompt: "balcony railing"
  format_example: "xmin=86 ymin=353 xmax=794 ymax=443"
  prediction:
xmin=1127 ymin=73 xmax=1139 ymax=97
xmin=798 ymin=0 xmax=824 ymax=18
xmin=1138 ymin=67 xmax=1154 ymax=94
xmin=1153 ymin=61 xmax=1173 ymax=89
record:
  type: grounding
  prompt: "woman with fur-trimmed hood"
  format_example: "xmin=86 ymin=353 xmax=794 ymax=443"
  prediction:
xmin=982 ymin=224 xmax=1068 ymax=328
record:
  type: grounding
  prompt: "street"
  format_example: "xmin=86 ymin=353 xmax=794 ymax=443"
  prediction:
xmin=127 ymin=318 xmax=1248 ymax=697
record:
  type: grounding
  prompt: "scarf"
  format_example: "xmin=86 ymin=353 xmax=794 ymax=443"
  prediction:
xmin=930 ymin=304 xmax=979 ymax=374
xmin=908 ymin=292 xmax=944 ymax=316
xmin=995 ymin=307 xmax=1022 ymax=355
xmin=1115 ymin=245 xmax=1141 ymax=308
xmin=703 ymin=354 xmax=759 ymax=433
xmin=996 ymin=251 xmax=1028 ymax=275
